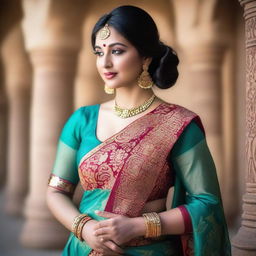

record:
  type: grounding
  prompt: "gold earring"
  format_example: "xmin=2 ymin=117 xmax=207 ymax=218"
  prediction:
xmin=104 ymin=85 xmax=115 ymax=94
xmin=138 ymin=63 xmax=154 ymax=89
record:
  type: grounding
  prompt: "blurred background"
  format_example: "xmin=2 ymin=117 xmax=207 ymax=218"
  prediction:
xmin=0 ymin=0 xmax=250 ymax=255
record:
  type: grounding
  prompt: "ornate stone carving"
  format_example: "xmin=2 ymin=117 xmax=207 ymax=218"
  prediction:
xmin=232 ymin=0 xmax=256 ymax=254
xmin=246 ymin=46 xmax=256 ymax=183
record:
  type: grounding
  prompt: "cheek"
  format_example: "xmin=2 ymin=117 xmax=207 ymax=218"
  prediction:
xmin=96 ymin=59 xmax=102 ymax=74
xmin=119 ymin=56 xmax=143 ymax=76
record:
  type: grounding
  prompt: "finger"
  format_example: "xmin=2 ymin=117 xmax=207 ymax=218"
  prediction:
xmin=95 ymin=210 xmax=120 ymax=219
xmin=104 ymin=240 xmax=124 ymax=254
xmin=94 ymin=219 xmax=111 ymax=230
xmin=94 ymin=227 xmax=110 ymax=236
xmin=97 ymin=234 xmax=112 ymax=242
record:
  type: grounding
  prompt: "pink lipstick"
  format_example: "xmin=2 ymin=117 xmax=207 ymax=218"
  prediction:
xmin=104 ymin=72 xmax=117 ymax=79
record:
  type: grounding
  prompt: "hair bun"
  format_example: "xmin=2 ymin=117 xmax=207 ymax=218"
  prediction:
xmin=151 ymin=43 xmax=179 ymax=89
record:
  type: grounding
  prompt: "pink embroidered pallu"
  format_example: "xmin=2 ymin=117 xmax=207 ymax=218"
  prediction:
xmin=78 ymin=103 xmax=197 ymax=255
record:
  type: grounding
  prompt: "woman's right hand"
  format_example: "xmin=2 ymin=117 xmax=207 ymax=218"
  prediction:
xmin=82 ymin=220 xmax=124 ymax=256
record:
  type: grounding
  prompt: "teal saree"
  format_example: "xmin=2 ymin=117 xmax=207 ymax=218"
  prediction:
xmin=50 ymin=103 xmax=231 ymax=256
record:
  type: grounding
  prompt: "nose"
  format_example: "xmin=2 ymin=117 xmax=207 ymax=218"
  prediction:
xmin=102 ymin=53 xmax=113 ymax=69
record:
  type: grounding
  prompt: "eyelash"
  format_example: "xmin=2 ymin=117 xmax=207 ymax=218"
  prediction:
xmin=94 ymin=51 xmax=103 ymax=56
xmin=112 ymin=49 xmax=125 ymax=55
xmin=94 ymin=49 xmax=125 ymax=56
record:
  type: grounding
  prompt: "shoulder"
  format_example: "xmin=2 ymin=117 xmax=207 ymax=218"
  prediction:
xmin=62 ymin=104 xmax=99 ymax=131
xmin=70 ymin=104 xmax=100 ymax=121
xmin=60 ymin=104 xmax=99 ymax=147
xmin=157 ymin=102 xmax=198 ymax=119
xmin=74 ymin=104 xmax=100 ymax=114
xmin=156 ymin=102 xmax=205 ymax=134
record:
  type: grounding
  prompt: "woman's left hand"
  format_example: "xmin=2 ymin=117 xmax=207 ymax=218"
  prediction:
xmin=94 ymin=210 xmax=144 ymax=246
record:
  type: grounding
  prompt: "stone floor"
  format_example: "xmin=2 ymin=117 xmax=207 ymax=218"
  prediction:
xmin=0 ymin=189 xmax=61 ymax=256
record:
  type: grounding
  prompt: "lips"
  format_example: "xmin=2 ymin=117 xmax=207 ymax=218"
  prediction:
xmin=104 ymin=72 xmax=117 ymax=79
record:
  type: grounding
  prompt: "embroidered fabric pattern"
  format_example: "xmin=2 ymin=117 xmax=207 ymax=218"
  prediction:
xmin=79 ymin=103 xmax=197 ymax=217
xmin=181 ymin=234 xmax=194 ymax=256
xmin=105 ymin=104 xmax=197 ymax=217
xmin=79 ymin=103 xmax=197 ymax=249
xmin=48 ymin=174 xmax=75 ymax=194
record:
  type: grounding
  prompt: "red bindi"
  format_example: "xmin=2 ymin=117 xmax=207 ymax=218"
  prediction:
xmin=103 ymin=44 xmax=106 ymax=47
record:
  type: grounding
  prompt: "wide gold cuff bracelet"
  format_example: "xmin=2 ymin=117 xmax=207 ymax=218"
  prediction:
xmin=48 ymin=174 xmax=75 ymax=194
xmin=142 ymin=212 xmax=162 ymax=238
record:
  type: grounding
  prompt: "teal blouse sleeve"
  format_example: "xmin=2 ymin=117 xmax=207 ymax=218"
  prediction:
xmin=169 ymin=120 xmax=231 ymax=256
xmin=51 ymin=107 xmax=86 ymax=185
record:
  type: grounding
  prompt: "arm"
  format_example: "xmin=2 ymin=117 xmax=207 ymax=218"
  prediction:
xmin=47 ymin=140 xmax=81 ymax=231
xmin=47 ymin=186 xmax=80 ymax=231
xmin=47 ymin=185 xmax=123 ymax=255
xmin=46 ymin=109 xmax=124 ymax=255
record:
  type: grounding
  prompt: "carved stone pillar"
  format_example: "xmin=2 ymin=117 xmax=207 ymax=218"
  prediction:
xmin=232 ymin=1 xmax=256 ymax=255
xmin=171 ymin=0 xmax=235 ymax=216
xmin=0 ymin=0 xmax=23 ymax=189
xmin=185 ymin=45 xmax=225 ymax=176
xmin=0 ymin=59 xmax=8 ymax=188
xmin=1 ymin=24 xmax=31 ymax=216
xmin=20 ymin=0 xmax=85 ymax=248
xmin=20 ymin=49 xmax=78 ymax=248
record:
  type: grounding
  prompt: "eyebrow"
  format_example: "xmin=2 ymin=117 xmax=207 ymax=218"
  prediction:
xmin=94 ymin=42 xmax=128 ymax=49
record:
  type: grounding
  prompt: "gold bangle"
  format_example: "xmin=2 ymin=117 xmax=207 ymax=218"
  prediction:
xmin=142 ymin=212 xmax=161 ymax=238
xmin=76 ymin=216 xmax=92 ymax=241
xmin=72 ymin=214 xmax=87 ymax=235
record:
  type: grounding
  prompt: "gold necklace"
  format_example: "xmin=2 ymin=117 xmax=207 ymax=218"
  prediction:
xmin=114 ymin=94 xmax=156 ymax=118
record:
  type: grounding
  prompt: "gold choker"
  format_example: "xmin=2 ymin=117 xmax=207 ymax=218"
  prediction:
xmin=114 ymin=95 xmax=156 ymax=118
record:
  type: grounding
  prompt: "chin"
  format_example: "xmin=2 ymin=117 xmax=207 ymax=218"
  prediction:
xmin=104 ymin=82 xmax=119 ymax=88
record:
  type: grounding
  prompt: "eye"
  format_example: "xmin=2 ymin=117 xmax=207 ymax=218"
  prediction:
xmin=94 ymin=51 xmax=104 ymax=57
xmin=112 ymin=49 xmax=125 ymax=55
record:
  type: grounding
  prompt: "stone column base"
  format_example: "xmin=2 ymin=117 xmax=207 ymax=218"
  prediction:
xmin=232 ymin=226 xmax=256 ymax=255
xmin=20 ymin=218 xmax=69 ymax=249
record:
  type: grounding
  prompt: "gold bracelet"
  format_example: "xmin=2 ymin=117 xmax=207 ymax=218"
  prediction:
xmin=48 ymin=174 xmax=76 ymax=194
xmin=142 ymin=212 xmax=161 ymax=238
xmin=149 ymin=212 xmax=160 ymax=237
xmin=71 ymin=214 xmax=88 ymax=235
xmin=76 ymin=216 xmax=92 ymax=241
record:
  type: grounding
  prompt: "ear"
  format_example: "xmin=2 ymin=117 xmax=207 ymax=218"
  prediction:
xmin=142 ymin=57 xmax=152 ymax=67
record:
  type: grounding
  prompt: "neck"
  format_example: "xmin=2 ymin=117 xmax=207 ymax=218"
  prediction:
xmin=114 ymin=87 xmax=154 ymax=109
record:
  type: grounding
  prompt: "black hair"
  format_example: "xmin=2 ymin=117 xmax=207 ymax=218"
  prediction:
xmin=91 ymin=5 xmax=179 ymax=89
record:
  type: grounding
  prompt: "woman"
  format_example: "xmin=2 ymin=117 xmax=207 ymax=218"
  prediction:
xmin=47 ymin=5 xmax=231 ymax=256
